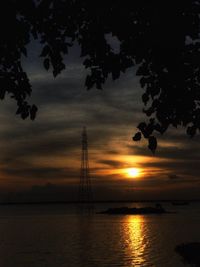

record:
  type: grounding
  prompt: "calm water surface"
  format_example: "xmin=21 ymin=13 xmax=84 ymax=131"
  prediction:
xmin=0 ymin=202 xmax=199 ymax=267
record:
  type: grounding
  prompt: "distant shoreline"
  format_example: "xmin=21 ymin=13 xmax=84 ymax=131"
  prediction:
xmin=0 ymin=199 xmax=199 ymax=205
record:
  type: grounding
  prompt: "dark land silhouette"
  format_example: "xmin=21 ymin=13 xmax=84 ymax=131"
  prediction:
xmin=172 ymin=201 xmax=190 ymax=206
xmin=176 ymin=243 xmax=200 ymax=267
xmin=98 ymin=204 xmax=169 ymax=215
xmin=1 ymin=0 xmax=200 ymax=151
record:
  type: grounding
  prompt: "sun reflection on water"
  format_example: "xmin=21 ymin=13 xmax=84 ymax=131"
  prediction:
xmin=123 ymin=215 xmax=147 ymax=266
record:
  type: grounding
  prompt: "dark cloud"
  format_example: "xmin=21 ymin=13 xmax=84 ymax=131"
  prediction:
xmin=1 ymin=166 xmax=78 ymax=180
xmin=168 ymin=174 xmax=181 ymax=180
xmin=97 ymin=160 xmax=123 ymax=168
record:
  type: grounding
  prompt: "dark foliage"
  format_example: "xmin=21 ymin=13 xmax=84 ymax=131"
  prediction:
xmin=176 ymin=242 xmax=200 ymax=266
xmin=1 ymin=0 xmax=200 ymax=151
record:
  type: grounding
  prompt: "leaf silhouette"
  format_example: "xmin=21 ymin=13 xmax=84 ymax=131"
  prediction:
xmin=43 ymin=58 xmax=50 ymax=70
xmin=148 ymin=136 xmax=157 ymax=154
xmin=132 ymin=132 xmax=142 ymax=141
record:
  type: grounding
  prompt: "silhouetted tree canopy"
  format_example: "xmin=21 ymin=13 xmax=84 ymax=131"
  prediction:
xmin=1 ymin=0 xmax=200 ymax=151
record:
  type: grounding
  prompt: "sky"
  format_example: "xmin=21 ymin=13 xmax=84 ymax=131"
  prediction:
xmin=0 ymin=42 xmax=200 ymax=202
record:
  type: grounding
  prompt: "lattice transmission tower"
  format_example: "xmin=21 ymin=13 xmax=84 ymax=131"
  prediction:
xmin=78 ymin=127 xmax=93 ymax=204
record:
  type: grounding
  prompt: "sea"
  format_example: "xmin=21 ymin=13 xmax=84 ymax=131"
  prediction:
xmin=0 ymin=202 xmax=199 ymax=267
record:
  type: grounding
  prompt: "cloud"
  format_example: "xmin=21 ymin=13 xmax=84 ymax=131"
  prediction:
xmin=168 ymin=174 xmax=181 ymax=180
xmin=97 ymin=159 xmax=122 ymax=168
xmin=1 ymin=166 xmax=78 ymax=180
xmin=0 ymin=42 xmax=200 ymax=201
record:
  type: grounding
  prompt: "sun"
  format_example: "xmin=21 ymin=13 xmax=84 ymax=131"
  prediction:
xmin=126 ymin=168 xmax=140 ymax=178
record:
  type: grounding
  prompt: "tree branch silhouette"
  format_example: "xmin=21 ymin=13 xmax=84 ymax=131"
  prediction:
xmin=1 ymin=0 xmax=200 ymax=151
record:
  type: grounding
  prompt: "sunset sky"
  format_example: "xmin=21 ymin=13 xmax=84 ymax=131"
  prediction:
xmin=0 ymin=42 xmax=200 ymax=202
